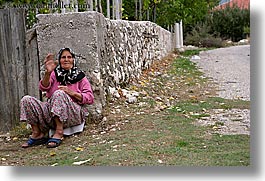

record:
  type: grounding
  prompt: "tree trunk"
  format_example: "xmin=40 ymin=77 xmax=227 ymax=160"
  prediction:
xmin=120 ymin=0 xmax=122 ymax=19
xmin=135 ymin=0 xmax=138 ymax=20
xmin=153 ymin=4 xmax=156 ymax=23
xmin=95 ymin=0 xmax=98 ymax=11
xmin=99 ymin=0 xmax=102 ymax=13
xmin=107 ymin=0 xmax=110 ymax=18
xmin=139 ymin=0 xmax=142 ymax=20
xmin=115 ymin=0 xmax=120 ymax=19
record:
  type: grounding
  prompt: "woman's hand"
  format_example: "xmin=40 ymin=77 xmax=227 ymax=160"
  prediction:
xmin=58 ymin=86 xmax=82 ymax=102
xmin=44 ymin=54 xmax=58 ymax=74
xmin=58 ymin=86 xmax=74 ymax=96
xmin=41 ymin=53 xmax=58 ymax=88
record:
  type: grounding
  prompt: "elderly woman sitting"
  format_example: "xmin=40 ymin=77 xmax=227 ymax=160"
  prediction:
xmin=20 ymin=47 xmax=94 ymax=148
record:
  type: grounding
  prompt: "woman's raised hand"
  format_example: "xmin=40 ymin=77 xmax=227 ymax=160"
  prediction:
xmin=44 ymin=54 xmax=58 ymax=73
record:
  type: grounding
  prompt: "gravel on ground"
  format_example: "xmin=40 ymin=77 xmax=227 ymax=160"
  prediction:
xmin=190 ymin=45 xmax=250 ymax=135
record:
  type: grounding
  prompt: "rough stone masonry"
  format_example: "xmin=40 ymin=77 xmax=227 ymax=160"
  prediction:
xmin=35 ymin=11 xmax=173 ymax=122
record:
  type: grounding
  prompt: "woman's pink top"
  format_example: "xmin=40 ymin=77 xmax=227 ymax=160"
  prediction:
xmin=39 ymin=71 xmax=94 ymax=105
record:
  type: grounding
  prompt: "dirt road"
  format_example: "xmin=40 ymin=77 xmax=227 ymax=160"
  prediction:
xmin=190 ymin=45 xmax=250 ymax=135
xmin=191 ymin=45 xmax=250 ymax=101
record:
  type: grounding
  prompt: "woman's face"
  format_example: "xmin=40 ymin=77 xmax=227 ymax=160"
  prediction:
xmin=60 ymin=50 xmax=74 ymax=70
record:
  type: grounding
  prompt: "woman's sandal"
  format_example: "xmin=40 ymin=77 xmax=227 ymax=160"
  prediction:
xmin=21 ymin=137 xmax=48 ymax=148
xmin=46 ymin=138 xmax=62 ymax=148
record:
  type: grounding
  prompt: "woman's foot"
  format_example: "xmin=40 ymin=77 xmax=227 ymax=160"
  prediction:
xmin=47 ymin=129 xmax=63 ymax=148
xmin=21 ymin=132 xmax=46 ymax=148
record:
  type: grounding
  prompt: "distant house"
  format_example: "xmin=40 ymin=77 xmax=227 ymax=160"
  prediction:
xmin=215 ymin=0 xmax=250 ymax=10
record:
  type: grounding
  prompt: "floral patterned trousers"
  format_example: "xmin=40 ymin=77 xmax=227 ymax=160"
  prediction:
xmin=20 ymin=90 xmax=89 ymax=133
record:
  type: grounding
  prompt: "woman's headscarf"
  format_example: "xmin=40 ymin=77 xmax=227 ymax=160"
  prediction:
xmin=54 ymin=47 xmax=85 ymax=85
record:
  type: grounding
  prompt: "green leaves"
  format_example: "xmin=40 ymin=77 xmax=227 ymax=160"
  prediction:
xmin=207 ymin=6 xmax=250 ymax=41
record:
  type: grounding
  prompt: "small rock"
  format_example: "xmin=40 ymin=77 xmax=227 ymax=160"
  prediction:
xmin=127 ymin=96 xmax=137 ymax=103
xmin=191 ymin=55 xmax=201 ymax=60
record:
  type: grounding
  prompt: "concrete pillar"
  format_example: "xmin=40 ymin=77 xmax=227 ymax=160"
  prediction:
xmin=180 ymin=20 xmax=183 ymax=47
xmin=175 ymin=22 xmax=180 ymax=48
xmin=120 ymin=0 xmax=122 ymax=19
xmin=90 ymin=0 xmax=93 ymax=11
xmin=112 ymin=0 xmax=115 ymax=19
xmin=115 ymin=0 xmax=120 ymax=19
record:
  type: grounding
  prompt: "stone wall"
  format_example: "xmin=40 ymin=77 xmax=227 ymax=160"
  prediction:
xmin=102 ymin=20 xmax=172 ymax=89
xmin=35 ymin=11 xmax=173 ymax=122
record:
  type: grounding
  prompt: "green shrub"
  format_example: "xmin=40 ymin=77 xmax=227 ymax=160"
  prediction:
xmin=206 ymin=6 xmax=250 ymax=42
xmin=243 ymin=26 xmax=250 ymax=38
xmin=184 ymin=22 xmax=223 ymax=48
xmin=184 ymin=5 xmax=250 ymax=47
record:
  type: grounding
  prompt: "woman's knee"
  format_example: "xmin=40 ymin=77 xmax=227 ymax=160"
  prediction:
xmin=20 ymin=95 xmax=34 ymax=104
xmin=50 ymin=90 xmax=69 ymax=103
xmin=52 ymin=90 xmax=67 ymax=98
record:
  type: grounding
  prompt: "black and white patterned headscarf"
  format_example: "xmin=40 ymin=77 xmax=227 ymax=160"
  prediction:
xmin=54 ymin=47 xmax=85 ymax=85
